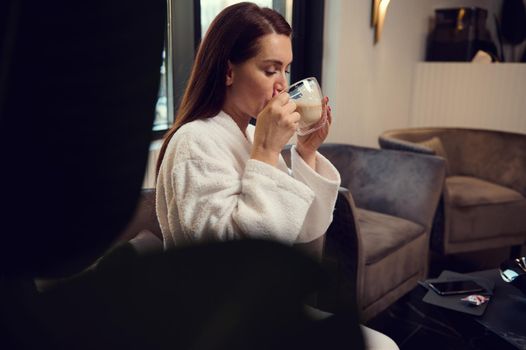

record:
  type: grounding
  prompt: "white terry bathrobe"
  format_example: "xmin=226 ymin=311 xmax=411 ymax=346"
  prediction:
xmin=156 ymin=111 xmax=341 ymax=249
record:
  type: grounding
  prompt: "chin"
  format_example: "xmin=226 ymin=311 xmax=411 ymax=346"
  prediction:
xmin=251 ymin=108 xmax=262 ymax=119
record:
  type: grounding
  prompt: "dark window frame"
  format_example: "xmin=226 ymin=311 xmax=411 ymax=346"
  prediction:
xmin=290 ymin=0 xmax=325 ymax=86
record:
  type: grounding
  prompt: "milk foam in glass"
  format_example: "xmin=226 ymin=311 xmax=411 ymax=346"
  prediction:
xmin=287 ymin=77 xmax=326 ymax=136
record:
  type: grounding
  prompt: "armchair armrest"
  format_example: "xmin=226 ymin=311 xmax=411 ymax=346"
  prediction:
xmin=316 ymin=187 xmax=362 ymax=313
xmin=378 ymin=136 xmax=435 ymax=155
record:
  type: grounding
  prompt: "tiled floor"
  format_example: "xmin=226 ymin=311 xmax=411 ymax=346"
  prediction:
xmin=365 ymin=247 xmax=525 ymax=350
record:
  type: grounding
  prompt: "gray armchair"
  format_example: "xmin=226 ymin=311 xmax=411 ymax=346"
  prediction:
xmin=379 ymin=127 xmax=526 ymax=256
xmin=283 ymin=144 xmax=445 ymax=321
xmin=125 ymin=144 xmax=446 ymax=321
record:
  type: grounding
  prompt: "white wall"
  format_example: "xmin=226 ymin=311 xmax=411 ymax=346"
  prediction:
xmin=411 ymin=62 xmax=526 ymax=133
xmin=322 ymin=0 xmax=523 ymax=148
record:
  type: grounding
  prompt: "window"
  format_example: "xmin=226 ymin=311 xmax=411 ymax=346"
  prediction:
xmin=152 ymin=0 xmax=197 ymax=138
xmin=153 ymin=49 xmax=168 ymax=132
xmin=200 ymin=0 xmax=292 ymax=37
xmin=199 ymin=0 xmax=292 ymax=87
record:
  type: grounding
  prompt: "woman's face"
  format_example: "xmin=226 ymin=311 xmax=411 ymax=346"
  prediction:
xmin=225 ymin=33 xmax=292 ymax=119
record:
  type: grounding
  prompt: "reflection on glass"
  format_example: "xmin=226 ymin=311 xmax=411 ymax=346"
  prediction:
xmin=200 ymin=0 xmax=276 ymax=36
xmin=154 ymin=49 xmax=168 ymax=131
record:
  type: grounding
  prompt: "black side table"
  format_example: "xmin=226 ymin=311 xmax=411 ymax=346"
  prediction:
xmin=469 ymin=269 xmax=526 ymax=349
xmin=367 ymin=269 xmax=526 ymax=349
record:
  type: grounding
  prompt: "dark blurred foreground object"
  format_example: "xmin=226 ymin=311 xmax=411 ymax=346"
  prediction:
xmin=0 ymin=0 xmax=166 ymax=278
xmin=2 ymin=239 xmax=363 ymax=350
xmin=426 ymin=7 xmax=498 ymax=62
xmin=500 ymin=0 xmax=526 ymax=61
xmin=0 ymin=1 xmax=363 ymax=349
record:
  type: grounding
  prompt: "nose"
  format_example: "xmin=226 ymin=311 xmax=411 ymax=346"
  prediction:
xmin=274 ymin=75 xmax=288 ymax=96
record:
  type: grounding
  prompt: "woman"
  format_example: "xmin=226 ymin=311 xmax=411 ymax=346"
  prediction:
xmin=156 ymin=2 xmax=339 ymax=250
xmin=156 ymin=3 xmax=399 ymax=349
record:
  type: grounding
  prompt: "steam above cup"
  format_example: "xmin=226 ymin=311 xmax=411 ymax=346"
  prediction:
xmin=287 ymin=77 xmax=325 ymax=136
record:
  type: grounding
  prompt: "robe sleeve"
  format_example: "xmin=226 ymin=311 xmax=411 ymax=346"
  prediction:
xmin=289 ymin=145 xmax=341 ymax=243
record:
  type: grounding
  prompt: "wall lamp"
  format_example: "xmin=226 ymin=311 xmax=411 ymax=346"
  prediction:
xmin=371 ymin=0 xmax=391 ymax=44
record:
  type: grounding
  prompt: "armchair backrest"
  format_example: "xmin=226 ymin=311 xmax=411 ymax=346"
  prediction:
xmin=318 ymin=143 xmax=445 ymax=231
xmin=119 ymin=188 xmax=162 ymax=243
xmin=380 ymin=128 xmax=526 ymax=196
xmin=318 ymin=188 xmax=362 ymax=313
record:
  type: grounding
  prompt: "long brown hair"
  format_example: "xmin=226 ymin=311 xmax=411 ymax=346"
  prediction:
xmin=156 ymin=2 xmax=292 ymax=174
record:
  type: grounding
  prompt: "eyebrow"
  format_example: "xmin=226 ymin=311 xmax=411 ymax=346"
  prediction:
xmin=261 ymin=59 xmax=292 ymax=67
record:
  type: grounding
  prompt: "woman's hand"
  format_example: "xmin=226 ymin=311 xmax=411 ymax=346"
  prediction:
xmin=296 ymin=96 xmax=332 ymax=169
xmin=251 ymin=92 xmax=300 ymax=166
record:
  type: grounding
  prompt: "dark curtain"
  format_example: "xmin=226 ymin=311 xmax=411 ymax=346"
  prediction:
xmin=291 ymin=0 xmax=325 ymax=85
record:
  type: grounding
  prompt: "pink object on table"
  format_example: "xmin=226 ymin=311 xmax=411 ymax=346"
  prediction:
xmin=461 ymin=294 xmax=490 ymax=306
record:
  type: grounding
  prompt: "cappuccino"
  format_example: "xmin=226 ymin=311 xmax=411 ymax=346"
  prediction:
xmin=296 ymin=101 xmax=322 ymax=127
xmin=287 ymin=77 xmax=324 ymax=134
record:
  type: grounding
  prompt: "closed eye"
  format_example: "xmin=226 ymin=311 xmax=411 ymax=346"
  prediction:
xmin=265 ymin=68 xmax=290 ymax=76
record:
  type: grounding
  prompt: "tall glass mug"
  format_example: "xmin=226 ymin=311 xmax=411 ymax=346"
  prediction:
xmin=287 ymin=77 xmax=326 ymax=136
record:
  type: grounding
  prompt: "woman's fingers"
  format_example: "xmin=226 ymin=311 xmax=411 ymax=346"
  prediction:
xmin=283 ymin=99 xmax=298 ymax=116
xmin=271 ymin=92 xmax=297 ymax=120
xmin=275 ymin=91 xmax=290 ymax=105
xmin=323 ymin=96 xmax=332 ymax=126
xmin=291 ymin=111 xmax=301 ymax=126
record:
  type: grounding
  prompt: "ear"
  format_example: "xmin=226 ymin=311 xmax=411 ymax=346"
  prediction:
xmin=226 ymin=60 xmax=234 ymax=86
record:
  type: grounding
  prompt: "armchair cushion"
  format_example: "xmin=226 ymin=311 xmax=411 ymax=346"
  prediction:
xmin=445 ymin=176 xmax=526 ymax=244
xmin=446 ymin=177 xmax=526 ymax=243
xmin=358 ymin=209 xmax=425 ymax=265
xmin=448 ymin=199 xmax=526 ymax=243
xmin=446 ymin=176 xmax=524 ymax=207
xmin=445 ymin=176 xmax=526 ymax=243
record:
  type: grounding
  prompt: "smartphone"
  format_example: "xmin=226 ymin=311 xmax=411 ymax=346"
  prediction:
xmin=428 ymin=280 xmax=485 ymax=296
